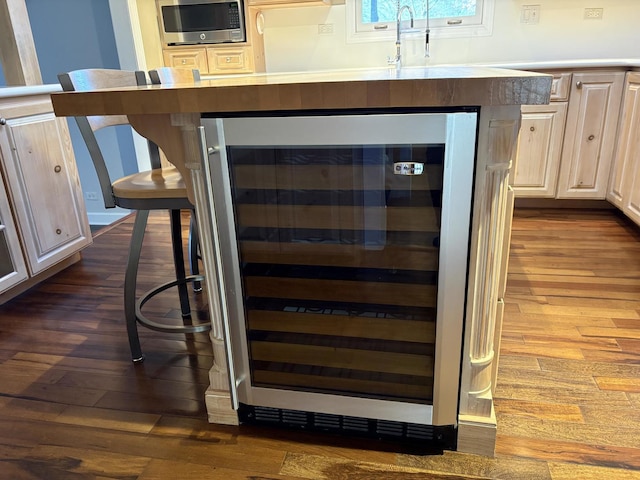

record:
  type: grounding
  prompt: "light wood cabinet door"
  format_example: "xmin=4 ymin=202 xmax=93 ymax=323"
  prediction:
xmin=206 ymin=46 xmax=254 ymax=74
xmin=247 ymin=0 xmax=329 ymax=7
xmin=626 ymin=158 xmax=640 ymax=226
xmin=0 ymin=177 xmax=28 ymax=294
xmin=512 ymin=103 xmax=567 ymax=197
xmin=608 ymin=72 xmax=640 ymax=225
xmin=163 ymin=47 xmax=208 ymax=72
xmin=556 ymin=71 xmax=625 ymax=199
xmin=0 ymin=105 xmax=92 ymax=275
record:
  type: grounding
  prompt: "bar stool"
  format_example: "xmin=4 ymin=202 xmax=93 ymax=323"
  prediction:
xmin=58 ymin=68 xmax=210 ymax=363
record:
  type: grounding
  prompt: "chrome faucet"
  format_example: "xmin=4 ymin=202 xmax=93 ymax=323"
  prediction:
xmin=389 ymin=2 xmax=414 ymax=68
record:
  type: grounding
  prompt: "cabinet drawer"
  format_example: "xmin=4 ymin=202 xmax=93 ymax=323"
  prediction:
xmin=549 ymin=73 xmax=572 ymax=101
xmin=163 ymin=48 xmax=208 ymax=71
xmin=207 ymin=47 xmax=254 ymax=74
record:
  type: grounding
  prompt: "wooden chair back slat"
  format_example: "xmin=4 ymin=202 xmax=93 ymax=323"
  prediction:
xmin=57 ymin=68 xmax=149 ymax=208
xmin=58 ymin=69 xmax=147 ymax=131
xmin=149 ymin=67 xmax=200 ymax=85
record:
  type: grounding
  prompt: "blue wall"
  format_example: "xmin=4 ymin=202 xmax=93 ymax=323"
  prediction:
xmin=0 ymin=61 xmax=5 ymax=86
xmin=26 ymin=0 xmax=120 ymax=83
xmin=24 ymin=0 xmax=139 ymax=223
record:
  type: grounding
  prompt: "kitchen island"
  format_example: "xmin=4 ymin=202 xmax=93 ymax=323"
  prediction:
xmin=51 ymin=66 xmax=551 ymax=456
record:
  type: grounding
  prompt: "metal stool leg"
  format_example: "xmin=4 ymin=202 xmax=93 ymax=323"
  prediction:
xmin=169 ymin=209 xmax=191 ymax=318
xmin=125 ymin=210 xmax=149 ymax=363
xmin=126 ymin=210 xmax=209 ymax=363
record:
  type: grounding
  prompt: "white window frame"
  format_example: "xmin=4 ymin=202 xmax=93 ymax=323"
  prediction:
xmin=346 ymin=0 xmax=495 ymax=44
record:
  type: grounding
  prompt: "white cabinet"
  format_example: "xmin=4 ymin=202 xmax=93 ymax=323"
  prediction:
xmin=513 ymin=70 xmax=625 ymax=201
xmin=513 ymin=103 xmax=567 ymax=197
xmin=512 ymin=72 xmax=570 ymax=197
xmin=0 ymin=173 xmax=29 ymax=293
xmin=556 ymin=71 xmax=625 ymax=199
xmin=608 ymin=72 xmax=640 ymax=226
xmin=0 ymin=88 xmax=92 ymax=299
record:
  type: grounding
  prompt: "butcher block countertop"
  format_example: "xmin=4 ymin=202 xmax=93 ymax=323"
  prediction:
xmin=51 ymin=66 xmax=553 ymax=117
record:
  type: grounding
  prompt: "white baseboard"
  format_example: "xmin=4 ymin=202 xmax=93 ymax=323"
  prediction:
xmin=88 ymin=210 xmax=130 ymax=226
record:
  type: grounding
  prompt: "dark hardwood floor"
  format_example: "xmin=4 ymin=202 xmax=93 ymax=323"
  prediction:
xmin=0 ymin=208 xmax=638 ymax=479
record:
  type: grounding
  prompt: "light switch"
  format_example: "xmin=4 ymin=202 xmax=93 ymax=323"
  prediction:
xmin=521 ymin=5 xmax=541 ymax=25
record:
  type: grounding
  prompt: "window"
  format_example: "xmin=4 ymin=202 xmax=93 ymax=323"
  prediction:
xmin=347 ymin=0 xmax=494 ymax=43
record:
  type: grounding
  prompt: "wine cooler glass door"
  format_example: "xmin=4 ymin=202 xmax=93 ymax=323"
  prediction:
xmin=205 ymin=112 xmax=476 ymax=426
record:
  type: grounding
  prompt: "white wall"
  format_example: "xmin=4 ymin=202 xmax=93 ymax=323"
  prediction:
xmin=261 ymin=0 xmax=640 ymax=72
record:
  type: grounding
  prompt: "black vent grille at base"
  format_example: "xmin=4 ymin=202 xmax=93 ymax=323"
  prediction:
xmin=407 ymin=423 xmax=435 ymax=439
xmin=376 ymin=420 xmax=405 ymax=437
xmin=238 ymin=403 xmax=457 ymax=451
xmin=342 ymin=416 xmax=369 ymax=432
xmin=253 ymin=406 xmax=281 ymax=423
xmin=281 ymin=409 xmax=309 ymax=426
xmin=314 ymin=413 xmax=341 ymax=429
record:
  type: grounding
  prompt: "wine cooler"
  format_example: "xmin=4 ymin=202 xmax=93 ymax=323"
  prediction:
xmin=202 ymin=110 xmax=477 ymax=444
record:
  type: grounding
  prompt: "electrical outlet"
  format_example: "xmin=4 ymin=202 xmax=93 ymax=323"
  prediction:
xmin=318 ymin=23 xmax=334 ymax=35
xmin=521 ymin=5 xmax=540 ymax=25
xmin=85 ymin=192 xmax=98 ymax=201
xmin=584 ymin=8 xmax=603 ymax=19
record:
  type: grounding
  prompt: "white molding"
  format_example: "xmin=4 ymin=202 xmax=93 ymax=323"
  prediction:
xmin=108 ymin=0 xmax=147 ymax=71
xmin=87 ymin=210 xmax=130 ymax=226
xmin=108 ymin=0 xmax=152 ymax=172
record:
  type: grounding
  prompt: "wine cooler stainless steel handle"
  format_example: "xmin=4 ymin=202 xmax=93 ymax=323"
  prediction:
xmin=197 ymin=125 xmax=240 ymax=410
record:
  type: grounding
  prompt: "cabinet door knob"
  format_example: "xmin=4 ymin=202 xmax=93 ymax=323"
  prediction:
xmin=588 ymin=134 xmax=595 ymax=141
xmin=56 ymin=228 xmax=62 ymax=235
xmin=0 ymin=118 xmax=6 ymax=125
xmin=530 ymin=126 xmax=535 ymax=132
xmin=576 ymin=81 xmax=583 ymax=89
xmin=54 ymin=165 xmax=62 ymax=173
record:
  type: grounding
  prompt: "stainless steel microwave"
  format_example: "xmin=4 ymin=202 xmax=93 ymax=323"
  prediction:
xmin=156 ymin=0 xmax=246 ymax=45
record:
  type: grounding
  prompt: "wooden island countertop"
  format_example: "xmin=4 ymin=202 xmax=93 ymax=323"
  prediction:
xmin=51 ymin=66 xmax=552 ymax=457
xmin=51 ymin=66 xmax=552 ymax=116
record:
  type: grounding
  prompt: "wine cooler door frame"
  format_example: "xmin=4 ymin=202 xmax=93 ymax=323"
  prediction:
xmin=202 ymin=111 xmax=477 ymax=426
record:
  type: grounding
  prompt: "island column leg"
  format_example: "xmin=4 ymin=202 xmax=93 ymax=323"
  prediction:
xmin=457 ymin=105 xmax=521 ymax=456
xmin=129 ymin=113 xmax=239 ymax=426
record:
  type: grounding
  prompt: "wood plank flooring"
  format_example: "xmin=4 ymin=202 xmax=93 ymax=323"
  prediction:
xmin=0 ymin=208 xmax=638 ymax=479
xmin=493 ymin=208 xmax=640 ymax=478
